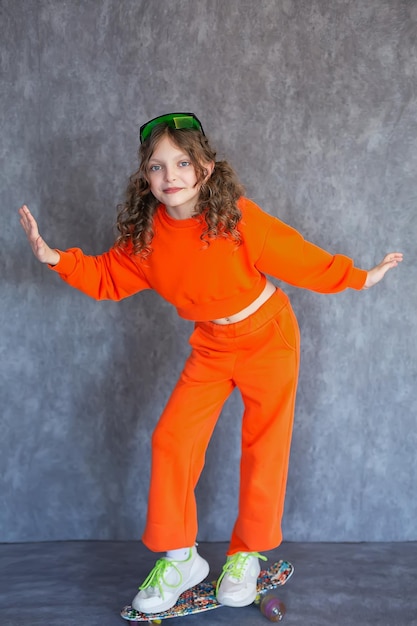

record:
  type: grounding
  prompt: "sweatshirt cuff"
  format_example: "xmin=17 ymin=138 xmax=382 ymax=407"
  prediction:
xmin=349 ymin=267 xmax=368 ymax=290
xmin=48 ymin=250 xmax=77 ymax=276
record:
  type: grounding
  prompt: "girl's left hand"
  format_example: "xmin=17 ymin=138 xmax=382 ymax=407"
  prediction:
xmin=364 ymin=252 xmax=403 ymax=289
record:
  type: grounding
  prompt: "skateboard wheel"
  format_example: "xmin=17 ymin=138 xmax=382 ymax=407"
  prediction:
xmin=260 ymin=594 xmax=286 ymax=622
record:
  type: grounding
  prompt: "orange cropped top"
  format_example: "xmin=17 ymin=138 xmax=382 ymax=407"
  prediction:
xmin=50 ymin=197 xmax=367 ymax=321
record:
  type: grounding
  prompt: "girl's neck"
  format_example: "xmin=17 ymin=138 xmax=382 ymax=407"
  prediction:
xmin=165 ymin=203 xmax=197 ymax=220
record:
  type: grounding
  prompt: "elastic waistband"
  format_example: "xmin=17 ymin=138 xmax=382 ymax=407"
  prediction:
xmin=195 ymin=288 xmax=289 ymax=338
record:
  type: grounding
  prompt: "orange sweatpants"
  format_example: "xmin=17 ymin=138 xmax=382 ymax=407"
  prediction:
xmin=142 ymin=288 xmax=300 ymax=555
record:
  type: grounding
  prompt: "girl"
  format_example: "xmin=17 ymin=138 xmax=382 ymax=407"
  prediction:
xmin=19 ymin=112 xmax=402 ymax=614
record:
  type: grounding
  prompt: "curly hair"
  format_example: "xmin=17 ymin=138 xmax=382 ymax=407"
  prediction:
xmin=115 ymin=124 xmax=245 ymax=258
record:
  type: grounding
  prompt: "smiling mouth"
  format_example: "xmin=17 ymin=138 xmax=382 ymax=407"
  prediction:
xmin=163 ymin=188 xmax=183 ymax=193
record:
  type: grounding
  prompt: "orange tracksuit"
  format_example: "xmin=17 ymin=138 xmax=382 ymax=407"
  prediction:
xmin=50 ymin=197 xmax=367 ymax=554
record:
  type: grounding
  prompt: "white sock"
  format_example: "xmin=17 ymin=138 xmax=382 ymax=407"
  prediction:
xmin=166 ymin=547 xmax=192 ymax=561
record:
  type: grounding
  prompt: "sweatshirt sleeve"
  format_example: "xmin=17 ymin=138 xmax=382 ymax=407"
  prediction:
xmin=49 ymin=245 xmax=151 ymax=301
xmin=255 ymin=213 xmax=367 ymax=293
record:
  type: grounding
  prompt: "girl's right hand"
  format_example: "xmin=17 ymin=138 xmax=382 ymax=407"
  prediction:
xmin=18 ymin=205 xmax=60 ymax=266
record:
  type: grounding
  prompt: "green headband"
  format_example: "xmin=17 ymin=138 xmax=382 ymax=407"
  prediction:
xmin=140 ymin=112 xmax=205 ymax=143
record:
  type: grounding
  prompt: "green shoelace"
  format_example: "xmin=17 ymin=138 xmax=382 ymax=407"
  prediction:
xmin=139 ymin=558 xmax=184 ymax=600
xmin=216 ymin=552 xmax=267 ymax=593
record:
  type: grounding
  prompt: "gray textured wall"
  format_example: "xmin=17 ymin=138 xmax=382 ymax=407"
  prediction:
xmin=1 ymin=0 xmax=416 ymax=544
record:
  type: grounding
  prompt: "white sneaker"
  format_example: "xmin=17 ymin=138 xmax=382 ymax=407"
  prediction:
xmin=216 ymin=552 xmax=267 ymax=607
xmin=132 ymin=546 xmax=210 ymax=614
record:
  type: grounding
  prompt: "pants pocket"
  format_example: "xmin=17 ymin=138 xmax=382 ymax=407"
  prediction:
xmin=272 ymin=303 xmax=300 ymax=352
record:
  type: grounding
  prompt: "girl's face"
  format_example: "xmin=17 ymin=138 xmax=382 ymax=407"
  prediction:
xmin=147 ymin=135 xmax=213 ymax=219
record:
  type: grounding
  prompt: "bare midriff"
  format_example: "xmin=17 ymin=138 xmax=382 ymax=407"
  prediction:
xmin=211 ymin=279 xmax=276 ymax=325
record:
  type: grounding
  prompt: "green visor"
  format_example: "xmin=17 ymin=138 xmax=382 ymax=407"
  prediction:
xmin=139 ymin=112 xmax=205 ymax=143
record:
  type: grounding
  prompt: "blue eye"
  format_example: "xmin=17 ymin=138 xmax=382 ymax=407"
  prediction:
xmin=149 ymin=164 xmax=161 ymax=172
xmin=179 ymin=161 xmax=190 ymax=167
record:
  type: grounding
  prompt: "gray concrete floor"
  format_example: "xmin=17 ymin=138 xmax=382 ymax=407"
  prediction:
xmin=1 ymin=541 xmax=417 ymax=625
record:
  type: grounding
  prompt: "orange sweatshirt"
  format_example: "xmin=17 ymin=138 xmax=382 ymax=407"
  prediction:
xmin=50 ymin=197 xmax=367 ymax=321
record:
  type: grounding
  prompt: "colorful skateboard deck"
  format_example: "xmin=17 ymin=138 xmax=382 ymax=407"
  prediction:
xmin=121 ymin=559 xmax=293 ymax=622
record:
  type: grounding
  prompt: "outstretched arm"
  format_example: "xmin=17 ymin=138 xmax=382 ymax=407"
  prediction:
xmin=363 ymin=253 xmax=403 ymax=289
xmin=18 ymin=204 xmax=150 ymax=301
xmin=18 ymin=204 xmax=60 ymax=265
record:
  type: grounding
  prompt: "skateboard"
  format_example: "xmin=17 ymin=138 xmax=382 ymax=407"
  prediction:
xmin=121 ymin=559 xmax=293 ymax=623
